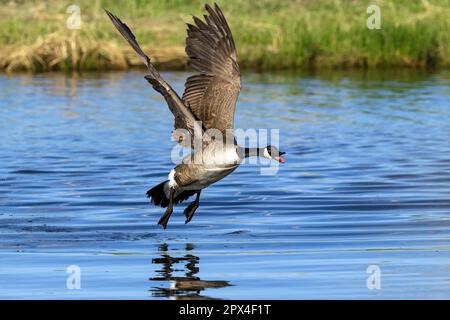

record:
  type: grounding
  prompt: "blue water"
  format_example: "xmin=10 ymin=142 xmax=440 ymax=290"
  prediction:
xmin=0 ymin=70 xmax=449 ymax=299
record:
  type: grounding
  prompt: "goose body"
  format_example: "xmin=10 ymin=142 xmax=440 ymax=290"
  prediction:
xmin=106 ymin=4 xmax=285 ymax=229
xmin=170 ymin=144 xmax=242 ymax=190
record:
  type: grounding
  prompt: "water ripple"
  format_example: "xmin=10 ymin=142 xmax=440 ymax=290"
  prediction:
xmin=0 ymin=70 xmax=449 ymax=299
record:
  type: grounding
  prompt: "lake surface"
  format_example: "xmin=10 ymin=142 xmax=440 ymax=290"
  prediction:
xmin=0 ymin=70 xmax=449 ymax=299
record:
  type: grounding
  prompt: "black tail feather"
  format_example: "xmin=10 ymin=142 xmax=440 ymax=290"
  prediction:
xmin=147 ymin=180 xmax=169 ymax=207
xmin=146 ymin=181 xmax=197 ymax=208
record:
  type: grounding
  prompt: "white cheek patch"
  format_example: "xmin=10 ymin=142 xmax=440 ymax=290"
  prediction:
xmin=263 ymin=148 xmax=271 ymax=159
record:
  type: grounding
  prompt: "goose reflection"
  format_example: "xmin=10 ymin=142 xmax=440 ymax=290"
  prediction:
xmin=150 ymin=243 xmax=230 ymax=299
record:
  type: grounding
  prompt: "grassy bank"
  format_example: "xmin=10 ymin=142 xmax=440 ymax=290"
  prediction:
xmin=0 ymin=0 xmax=449 ymax=72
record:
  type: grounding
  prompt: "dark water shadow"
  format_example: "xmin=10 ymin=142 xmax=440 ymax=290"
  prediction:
xmin=149 ymin=243 xmax=230 ymax=300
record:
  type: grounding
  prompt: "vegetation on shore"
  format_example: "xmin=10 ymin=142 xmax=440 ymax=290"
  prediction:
xmin=0 ymin=0 xmax=449 ymax=72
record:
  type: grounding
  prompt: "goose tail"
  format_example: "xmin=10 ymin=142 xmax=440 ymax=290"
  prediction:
xmin=146 ymin=180 xmax=170 ymax=208
xmin=146 ymin=181 xmax=197 ymax=208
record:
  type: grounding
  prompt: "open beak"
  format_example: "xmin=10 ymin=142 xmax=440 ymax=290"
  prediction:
xmin=275 ymin=151 xmax=286 ymax=163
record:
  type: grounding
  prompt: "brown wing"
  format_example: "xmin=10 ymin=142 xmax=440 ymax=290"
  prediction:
xmin=105 ymin=9 xmax=209 ymax=147
xmin=183 ymin=3 xmax=241 ymax=135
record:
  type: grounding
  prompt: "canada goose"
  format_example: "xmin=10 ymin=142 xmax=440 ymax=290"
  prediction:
xmin=105 ymin=4 xmax=285 ymax=229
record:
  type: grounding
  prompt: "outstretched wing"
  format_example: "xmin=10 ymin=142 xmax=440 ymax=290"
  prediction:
xmin=183 ymin=3 xmax=241 ymax=135
xmin=105 ymin=10 xmax=208 ymax=146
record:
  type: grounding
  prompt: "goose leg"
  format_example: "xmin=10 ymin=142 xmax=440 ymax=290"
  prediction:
xmin=184 ymin=190 xmax=201 ymax=224
xmin=158 ymin=188 xmax=175 ymax=229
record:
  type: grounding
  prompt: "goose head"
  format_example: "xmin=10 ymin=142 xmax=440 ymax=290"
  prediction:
xmin=263 ymin=145 xmax=286 ymax=163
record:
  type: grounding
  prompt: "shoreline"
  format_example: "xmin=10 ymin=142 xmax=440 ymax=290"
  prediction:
xmin=1 ymin=1 xmax=449 ymax=73
xmin=1 ymin=43 xmax=449 ymax=74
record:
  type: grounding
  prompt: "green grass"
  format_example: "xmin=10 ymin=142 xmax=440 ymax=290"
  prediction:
xmin=0 ymin=0 xmax=449 ymax=72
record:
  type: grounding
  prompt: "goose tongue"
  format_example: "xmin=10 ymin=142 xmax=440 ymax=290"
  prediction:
xmin=275 ymin=156 xmax=285 ymax=163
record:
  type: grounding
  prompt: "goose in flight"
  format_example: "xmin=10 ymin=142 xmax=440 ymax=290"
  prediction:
xmin=105 ymin=4 xmax=285 ymax=229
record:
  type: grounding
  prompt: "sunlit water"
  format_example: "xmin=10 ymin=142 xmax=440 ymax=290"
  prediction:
xmin=0 ymin=70 xmax=449 ymax=299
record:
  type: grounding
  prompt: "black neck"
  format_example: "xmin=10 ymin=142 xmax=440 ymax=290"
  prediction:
xmin=241 ymin=147 xmax=265 ymax=158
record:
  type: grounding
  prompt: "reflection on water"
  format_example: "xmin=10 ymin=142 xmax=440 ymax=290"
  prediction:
xmin=150 ymin=243 xmax=230 ymax=300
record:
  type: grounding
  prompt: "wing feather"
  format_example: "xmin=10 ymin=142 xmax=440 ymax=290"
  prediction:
xmin=183 ymin=3 xmax=241 ymax=135
xmin=105 ymin=9 xmax=209 ymax=147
